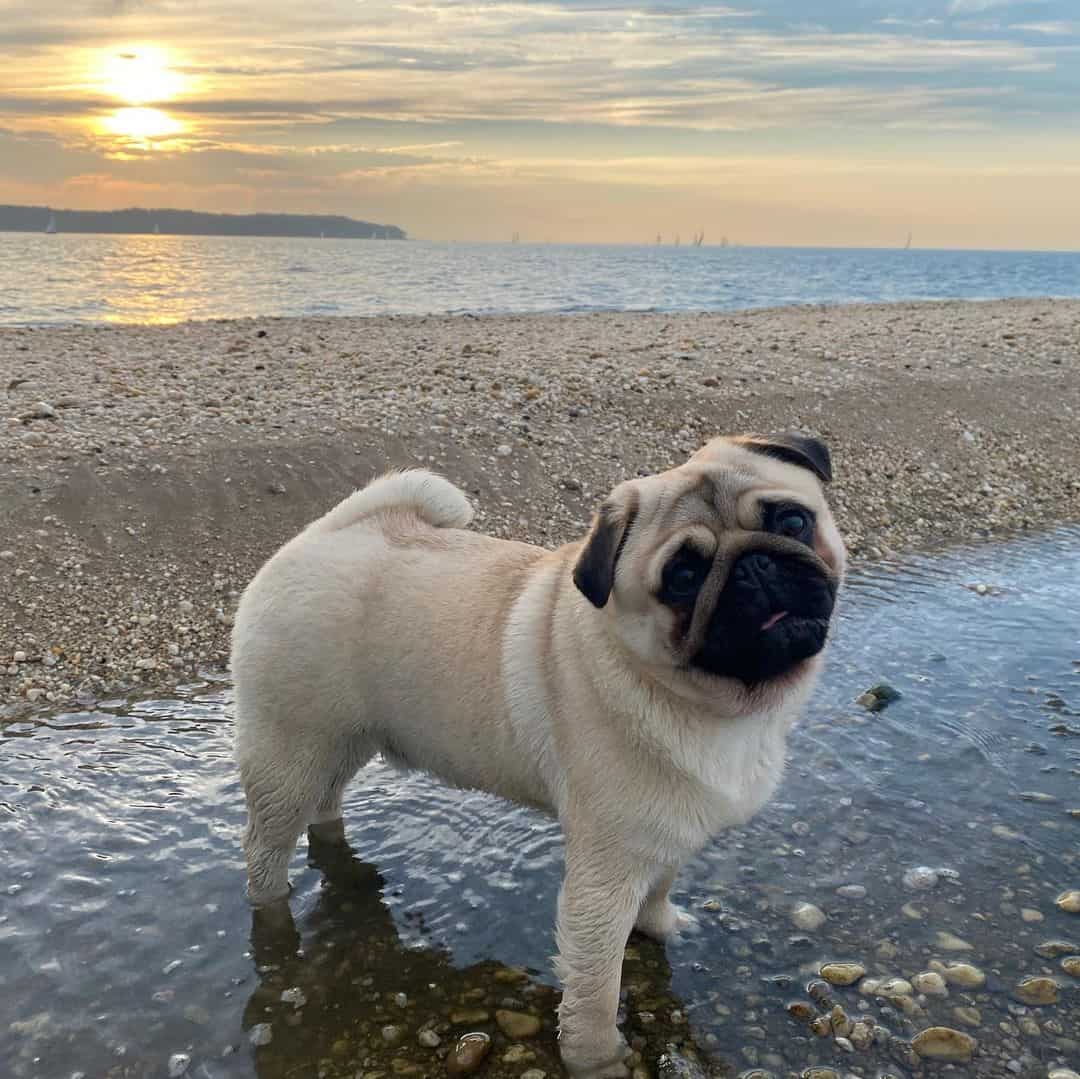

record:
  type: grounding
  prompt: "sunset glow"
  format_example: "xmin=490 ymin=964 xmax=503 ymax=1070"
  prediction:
xmin=102 ymin=47 xmax=185 ymax=106
xmin=103 ymin=107 xmax=185 ymax=142
xmin=3 ymin=1 xmax=1079 ymax=247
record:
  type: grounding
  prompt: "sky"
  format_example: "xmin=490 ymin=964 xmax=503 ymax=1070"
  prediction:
xmin=1 ymin=0 xmax=1079 ymax=247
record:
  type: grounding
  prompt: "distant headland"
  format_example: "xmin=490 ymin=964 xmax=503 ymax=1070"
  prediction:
xmin=0 ymin=204 xmax=406 ymax=240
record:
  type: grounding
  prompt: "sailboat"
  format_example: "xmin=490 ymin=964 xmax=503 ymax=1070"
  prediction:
xmin=904 ymin=232 xmax=912 ymax=250
xmin=45 ymin=212 xmax=57 ymax=234
xmin=692 ymin=229 xmax=704 ymax=247
xmin=511 ymin=231 xmax=520 ymax=244
xmin=720 ymin=235 xmax=729 ymax=248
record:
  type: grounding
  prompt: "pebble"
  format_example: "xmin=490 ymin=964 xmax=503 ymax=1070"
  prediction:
xmin=941 ymin=967 xmax=984 ymax=989
xmin=167 ymin=1054 xmax=191 ymax=1078
xmin=856 ymin=682 xmax=902 ymax=711
xmin=445 ymin=1032 xmax=492 ymax=1075
xmin=801 ymin=1069 xmax=840 ymax=1079
xmin=418 ymin=1029 xmax=440 ymax=1048
xmin=1061 ymin=956 xmax=1080 ymax=977
xmin=502 ymin=1044 xmax=534 ymax=1063
xmin=790 ymin=902 xmax=826 ymax=931
xmin=1013 ymin=976 xmax=1060 ymax=1005
xmin=902 ymin=866 xmax=939 ymax=890
xmin=494 ymin=1009 xmax=541 ymax=1038
xmin=381 ymin=1025 xmax=404 ymax=1045
xmin=935 ymin=930 xmax=973 ymax=951
xmin=1049 ymin=1070 xmax=1080 ymax=1079
xmin=1017 ymin=1016 xmax=1040 ymax=1036
xmin=877 ymin=978 xmax=913 ymax=998
xmin=1057 ymin=890 xmax=1080 ymax=914
xmin=911 ymin=1026 xmax=978 ymax=1062
xmin=850 ymin=1020 xmax=872 ymax=1050
xmin=248 ymin=1024 xmax=272 ymax=1047
xmin=912 ymin=971 xmax=948 ymax=996
xmin=820 ymin=962 xmax=866 ymax=986
xmin=449 ymin=1008 xmax=490 ymax=1024
xmin=1035 ymin=940 xmax=1080 ymax=958
xmin=279 ymin=987 xmax=306 ymax=1008
xmin=1021 ymin=907 xmax=1044 ymax=922
xmin=829 ymin=1004 xmax=852 ymax=1037
xmin=836 ymin=884 xmax=866 ymax=899
xmin=952 ymin=1005 xmax=982 ymax=1027
xmin=520 ymin=1071 xmax=547 ymax=1079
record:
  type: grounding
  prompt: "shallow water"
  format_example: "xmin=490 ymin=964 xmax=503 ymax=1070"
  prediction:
xmin=2 ymin=234 xmax=1080 ymax=325
xmin=2 ymin=530 xmax=1079 ymax=1078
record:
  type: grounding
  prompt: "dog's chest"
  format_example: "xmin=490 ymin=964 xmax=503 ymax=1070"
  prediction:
xmin=661 ymin=715 xmax=790 ymax=844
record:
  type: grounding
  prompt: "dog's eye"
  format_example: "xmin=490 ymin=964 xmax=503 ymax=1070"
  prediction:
xmin=778 ymin=510 xmax=808 ymax=536
xmin=660 ymin=548 xmax=710 ymax=602
xmin=766 ymin=503 xmax=815 ymax=543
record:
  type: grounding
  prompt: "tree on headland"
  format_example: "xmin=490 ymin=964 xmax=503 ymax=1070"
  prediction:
xmin=0 ymin=204 xmax=406 ymax=239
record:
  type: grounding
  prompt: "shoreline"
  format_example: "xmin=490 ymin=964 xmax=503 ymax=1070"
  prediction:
xmin=3 ymin=298 xmax=1079 ymax=713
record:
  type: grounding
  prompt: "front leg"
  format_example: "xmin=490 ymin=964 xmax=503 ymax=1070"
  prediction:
xmin=555 ymin=841 xmax=654 ymax=1078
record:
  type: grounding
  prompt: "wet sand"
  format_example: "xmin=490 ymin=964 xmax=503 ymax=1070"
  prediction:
xmin=2 ymin=298 xmax=1079 ymax=711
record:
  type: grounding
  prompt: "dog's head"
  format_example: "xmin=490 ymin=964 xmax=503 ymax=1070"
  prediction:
xmin=572 ymin=432 xmax=845 ymax=708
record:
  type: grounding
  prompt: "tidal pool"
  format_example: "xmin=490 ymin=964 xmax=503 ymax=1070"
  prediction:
xmin=3 ymin=530 xmax=1079 ymax=1079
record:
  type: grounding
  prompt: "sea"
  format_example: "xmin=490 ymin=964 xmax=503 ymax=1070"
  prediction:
xmin=1 ymin=232 xmax=1079 ymax=324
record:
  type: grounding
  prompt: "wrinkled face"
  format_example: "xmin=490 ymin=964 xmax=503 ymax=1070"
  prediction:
xmin=573 ymin=433 xmax=846 ymax=708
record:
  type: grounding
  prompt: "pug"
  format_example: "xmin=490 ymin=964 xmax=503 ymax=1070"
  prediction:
xmin=232 ymin=432 xmax=845 ymax=1077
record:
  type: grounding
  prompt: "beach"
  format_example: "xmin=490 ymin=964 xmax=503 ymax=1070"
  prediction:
xmin=2 ymin=297 xmax=1079 ymax=712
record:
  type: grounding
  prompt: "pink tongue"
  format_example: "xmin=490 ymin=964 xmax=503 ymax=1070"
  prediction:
xmin=761 ymin=610 xmax=789 ymax=632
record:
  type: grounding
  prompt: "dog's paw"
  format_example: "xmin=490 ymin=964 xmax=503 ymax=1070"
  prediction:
xmin=560 ymin=1032 xmax=631 ymax=1078
xmin=566 ymin=1062 xmax=631 ymax=1078
xmin=634 ymin=899 xmax=698 ymax=942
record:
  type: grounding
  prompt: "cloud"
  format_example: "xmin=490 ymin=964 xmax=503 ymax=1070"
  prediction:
xmin=1 ymin=0 xmax=1079 ymax=246
xmin=946 ymin=0 xmax=1041 ymax=13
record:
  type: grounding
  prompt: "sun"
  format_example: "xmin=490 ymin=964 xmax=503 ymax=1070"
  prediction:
xmin=104 ymin=107 xmax=184 ymax=141
xmin=103 ymin=47 xmax=185 ymax=106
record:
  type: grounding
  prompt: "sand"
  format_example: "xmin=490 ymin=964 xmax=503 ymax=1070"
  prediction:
xmin=2 ymin=298 xmax=1079 ymax=712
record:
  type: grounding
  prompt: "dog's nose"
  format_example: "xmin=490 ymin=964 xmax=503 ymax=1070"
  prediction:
xmin=732 ymin=550 xmax=777 ymax=584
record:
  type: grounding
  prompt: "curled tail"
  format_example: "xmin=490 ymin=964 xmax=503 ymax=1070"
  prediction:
xmin=308 ymin=469 xmax=474 ymax=535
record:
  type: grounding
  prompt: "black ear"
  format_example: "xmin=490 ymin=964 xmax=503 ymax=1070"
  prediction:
xmin=572 ymin=495 xmax=637 ymax=608
xmin=738 ymin=432 xmax=832 ymax=484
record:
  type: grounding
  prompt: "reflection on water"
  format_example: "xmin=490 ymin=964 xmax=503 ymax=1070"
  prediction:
xmin=3 ymin=234 xmax=1080 ymax=325
xmin=2 ymin=530 xmax=1079 ymax=1078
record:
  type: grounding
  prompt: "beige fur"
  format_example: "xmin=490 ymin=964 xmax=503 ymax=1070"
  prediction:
xmin=232 ymin=437 xmax=845 ymax=1078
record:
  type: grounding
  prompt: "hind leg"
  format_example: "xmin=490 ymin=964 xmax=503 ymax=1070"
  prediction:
xmin=241 ymin=738 xmax=369 ymax=906
xmin=307 ymin=740 xmax=373 ymax=845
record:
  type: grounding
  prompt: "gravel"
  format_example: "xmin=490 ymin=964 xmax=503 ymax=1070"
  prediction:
xmin=2 ymin=298 xmax=1079 ymax=714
